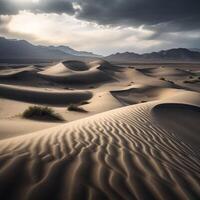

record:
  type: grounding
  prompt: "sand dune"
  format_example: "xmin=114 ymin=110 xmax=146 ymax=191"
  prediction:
xmin=0 ymin=84 xmax=92 ymax=106
xmin=0 ymin=60 xmax=200 ymax=200
xmin=119 ymin=68 xmax=175 ymax=87
xmin=39 ymin=69 xmax=115 ymax=84
xmin=0 ymin=66 xmax=37 ymax=80
xmin=0 ymin=66 xmax=54 ymax=87
xmin=138 ymin=67 xmax=192 ymax=77
xmin=0 ymin=91 xmax=199 ymax=200
xmin=38 ymin=60 xmax=119 ymax=85
xmin=111 ymin=85 xmax=183 ymax=105
xmin=83 ymin=91 xmax=123 ymax=113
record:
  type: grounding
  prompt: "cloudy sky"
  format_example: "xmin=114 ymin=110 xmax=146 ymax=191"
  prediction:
xmin=0 ymin=0 xmax=200 ymax=55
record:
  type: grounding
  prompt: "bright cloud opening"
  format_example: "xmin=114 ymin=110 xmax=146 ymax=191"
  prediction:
xmin=5 ymin=11 xmax=158 ymax=55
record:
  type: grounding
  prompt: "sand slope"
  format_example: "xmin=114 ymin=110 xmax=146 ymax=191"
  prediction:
xmin=0 ymin=84 xmax=92 ymax=106
xmin=0 ymin=91 xmax=199 ymax=200
xmin=0 ymin=119 xmax=60 ymax=140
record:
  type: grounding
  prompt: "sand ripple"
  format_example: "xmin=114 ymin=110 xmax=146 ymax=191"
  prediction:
xmin=0 ymin=102 xmax=199 ymax=200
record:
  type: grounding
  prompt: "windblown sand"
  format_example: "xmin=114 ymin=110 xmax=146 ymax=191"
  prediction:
xmin=0 ymin=60 xmax=199 ymax=199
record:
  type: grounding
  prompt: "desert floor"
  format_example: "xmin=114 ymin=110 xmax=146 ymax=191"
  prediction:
xmin=0 ymin=60 xmax=199 ymax=200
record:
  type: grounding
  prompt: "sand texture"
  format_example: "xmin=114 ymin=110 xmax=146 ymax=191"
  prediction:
xmin=0 ymin=60 xmax=200 ymax=199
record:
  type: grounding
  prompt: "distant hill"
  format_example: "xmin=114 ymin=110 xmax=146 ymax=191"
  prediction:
xmin=0 ymin=37 xmax=100 ymax=63
xmin=105 ymin=48 xmax=200 ymax=62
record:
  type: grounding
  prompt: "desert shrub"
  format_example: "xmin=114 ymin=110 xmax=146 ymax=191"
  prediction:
xmin=80 ymin=101 xmax=90 ymax=105
xmin=160 ymin=77 xmax=166 ymax=81
xmin=23 ymin=106 xmax=64 ymax=121
xmin=67 ymin=104 xmax=88 ymax=113
xmin=140 ymin=100 xmax=147 ymax=103
xmin=159 ymin=77 xmax=174 ymax=84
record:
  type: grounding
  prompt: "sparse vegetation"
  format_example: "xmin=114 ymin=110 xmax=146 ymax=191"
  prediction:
xmin=159 ymin=77 xmax=174 ymax=84
xmin=67 ymin=104 xmax=88 ymax=113
xmin=80 ymin=101 xmax=90 ymax=105
xmin=140 ymin=100 xmax=147 ymax=103
xmin=23 ymin=106 xmax=64 ymax=121
xmin=160 ymin=77 xmax=166 ymax=81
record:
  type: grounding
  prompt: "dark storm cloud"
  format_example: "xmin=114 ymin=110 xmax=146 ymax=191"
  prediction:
xmin=0 ymin=0 xmax=75 ymax=15
xmin=36 ymin=0 xmax=75 ymax=14
xmin=1 ymin=0 xmax=200 ymax=32
xmin=0 ymin=0 xmax=200 ymax=52
xmin=75 ymin=0 xmax=200 ymax=31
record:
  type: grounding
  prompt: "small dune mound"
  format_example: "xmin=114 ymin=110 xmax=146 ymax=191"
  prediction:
xmin=23 ymin=106 xmax=64 ymax=121
xmin=63 ymin=60 xmax=89 ymax=71
xmin=83 ymin=91 xmax=123 ymax=113
xmin=39 ymin=63 xmax=73 ymax=75
xmin=152 ymin=103 xmax=200 ymax=152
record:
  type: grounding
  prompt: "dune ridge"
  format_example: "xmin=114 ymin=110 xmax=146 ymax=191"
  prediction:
xmin=0 ymin=84 xmax=92 ymax=106
xmin=0 ymin=92 xmax=199 ymax=200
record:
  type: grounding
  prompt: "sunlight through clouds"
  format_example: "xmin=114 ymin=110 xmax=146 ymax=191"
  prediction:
xmin=6 ymin=11 xmax=157 ymax=55
xmin=0 ymin=0 xmax=200 ymax=54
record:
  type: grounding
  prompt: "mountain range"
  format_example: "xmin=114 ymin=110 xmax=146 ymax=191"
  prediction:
xmin=0 ymin=37 xmax=100 ymax=63
xmin=1 ymin=37 xmax=200 ymax=63
xmin=105 ymin=48 xmax=200 ymax=62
